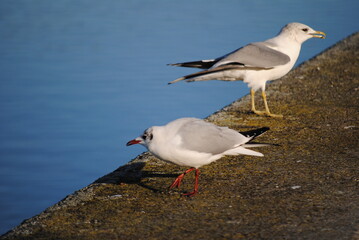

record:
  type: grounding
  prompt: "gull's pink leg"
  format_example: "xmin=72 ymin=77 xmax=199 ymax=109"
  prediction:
xmin=183 ymin=168 xmax=200 ymax=197
xmin=170 ymin=167 xmax=195 ymax=189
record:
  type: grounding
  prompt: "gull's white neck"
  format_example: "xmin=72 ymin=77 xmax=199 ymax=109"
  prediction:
xmin=265 ymin=32 xmax=302 ymax=65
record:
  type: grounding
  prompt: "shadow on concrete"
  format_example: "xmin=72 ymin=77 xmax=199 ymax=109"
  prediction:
xmin=93 ymin=161 xmax=179 ymax=193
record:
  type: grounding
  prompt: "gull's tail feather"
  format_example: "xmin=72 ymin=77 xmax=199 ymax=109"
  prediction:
xmin=225 ymin=146 xmax=264 ymax=157
xmin=242 ymin=143 xmax=270 ymax=148
xmin=223 ymin=127 xmax=272 ymax=157
xmin=168 ymin=59 xmax=217 ymax=69
xmin=242 ymin=142 xmax=279 ymax=148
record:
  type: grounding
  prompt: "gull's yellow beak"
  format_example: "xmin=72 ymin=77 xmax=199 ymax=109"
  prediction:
xmin=310 ymin=31 xmax=326 ymax=39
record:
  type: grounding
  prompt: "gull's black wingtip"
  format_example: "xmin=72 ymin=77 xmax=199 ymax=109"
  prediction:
xmin=240 ymin=127 xmax=270 ymax=139
xmin=260 ymin=127 xmax=270 ymax=132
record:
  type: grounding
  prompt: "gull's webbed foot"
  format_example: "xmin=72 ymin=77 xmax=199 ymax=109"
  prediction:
xmin=252 ymin=109 xmax=283 ymax=118
xmin=265 ymin=112 xmax=283 ymax=118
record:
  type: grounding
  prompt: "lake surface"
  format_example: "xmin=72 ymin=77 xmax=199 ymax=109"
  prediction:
xmin=0 ymin=0 xmax=358 ymax=234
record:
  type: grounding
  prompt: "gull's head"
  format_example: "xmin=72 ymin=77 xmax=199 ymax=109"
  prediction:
xmin=126 ymin=127 xmax=154 ymax=147
xmin=280 ymin=22 xmax=326 ymax=43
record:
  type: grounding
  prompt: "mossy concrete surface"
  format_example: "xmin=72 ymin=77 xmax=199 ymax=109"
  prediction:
xmin=2 ymin=33 xmax=359 ymax=240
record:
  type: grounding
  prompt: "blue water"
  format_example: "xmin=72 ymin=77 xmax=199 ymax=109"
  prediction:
xmin=0 ymin=0 xmax=357 ymax=234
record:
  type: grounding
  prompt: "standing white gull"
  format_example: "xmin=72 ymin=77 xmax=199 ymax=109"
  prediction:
xmin=126 ymin=117 xmax=270 ymax=196
xmin=168 ymin=22 xmax=326 ymax=117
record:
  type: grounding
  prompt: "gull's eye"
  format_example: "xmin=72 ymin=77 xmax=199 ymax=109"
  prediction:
xmin=142 ymin=132 xmax=153 ymax=140
xmin=302 ymin=28 xmax=309 ymax=32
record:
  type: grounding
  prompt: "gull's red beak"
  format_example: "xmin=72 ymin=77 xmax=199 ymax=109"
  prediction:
xmin=126 ymin=139 xmax=141 ymax=146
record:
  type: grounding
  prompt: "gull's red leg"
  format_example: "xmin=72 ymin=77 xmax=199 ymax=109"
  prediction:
xmin=183 ymin=168 xmax=200 ymax=197
xmin=169 ymin=167 xmax=195 ymax=189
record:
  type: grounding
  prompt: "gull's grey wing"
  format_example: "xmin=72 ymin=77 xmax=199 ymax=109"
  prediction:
xmin=177 ymin=119 xmax=248 ymax=155
xmin=168 ymin=64 xmax=251 ymax=84
xmin=214 ymin=42 xmax=291 ymax=68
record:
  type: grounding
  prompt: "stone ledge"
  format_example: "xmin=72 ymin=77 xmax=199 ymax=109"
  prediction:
xmin=2 ymin=32 xmax=359 ymax=240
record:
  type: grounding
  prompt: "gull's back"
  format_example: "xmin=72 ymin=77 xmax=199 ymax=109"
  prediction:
xmin=176 ymin=119 xmax=249 ymax=155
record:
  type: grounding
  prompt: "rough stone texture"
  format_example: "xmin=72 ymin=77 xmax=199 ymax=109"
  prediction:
xmin=2 ymin=32 xmax=358 ymax=240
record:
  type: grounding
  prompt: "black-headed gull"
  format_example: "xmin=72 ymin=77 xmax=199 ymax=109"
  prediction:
xmin=126 ymin=118 xmax=270 ymax=196
xmin=168 ymin=22 xmax=326 ymax=117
